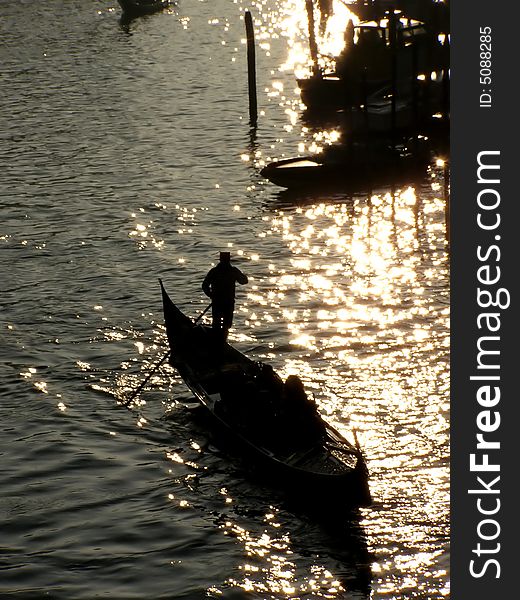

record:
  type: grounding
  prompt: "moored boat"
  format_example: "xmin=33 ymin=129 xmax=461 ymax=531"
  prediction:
xmin=118 ymin=0 xmax=169 ymax=18
xmin=297 ymin=16 xmax=449 ymax=114
xmin=260 ymin=138 xmax=430 ymax=189
xmin=160 ymin=280 xmax=371 ymax=508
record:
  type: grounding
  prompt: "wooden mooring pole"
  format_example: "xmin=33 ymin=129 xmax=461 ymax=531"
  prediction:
xmin=389 ymin=7 xmax=397 ymax=150
xmin=305 ymin=0 xmax=320 ymax=76
xmin=244 ymin=10 xmax=258 ymax=127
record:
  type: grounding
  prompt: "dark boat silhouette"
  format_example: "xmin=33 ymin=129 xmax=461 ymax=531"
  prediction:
xmin=160 ymin=280 xmax=371 ymax=508
xmin=118 ymin=0 xmax=169 ymax=19
xmin=349 ymin=0 xmax=450 ymax=32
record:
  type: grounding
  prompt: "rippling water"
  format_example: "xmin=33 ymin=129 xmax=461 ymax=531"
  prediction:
xmin=1 ymin=1 xmax=449 ymax=598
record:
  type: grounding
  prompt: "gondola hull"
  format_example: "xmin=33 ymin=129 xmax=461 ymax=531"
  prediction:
xmin=160 ymin=281 xmax=371 ymax=508
xmin=260 ymin=144 xmax=429 ymax=190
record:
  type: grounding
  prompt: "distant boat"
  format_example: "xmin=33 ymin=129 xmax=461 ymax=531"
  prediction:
xmin=160 ymin=280 xmax=371 ymax=508
xmin=118 ymin=0 xmax=169 ymax=19
xmin=260 ymin=139 xmax=430 ymax=189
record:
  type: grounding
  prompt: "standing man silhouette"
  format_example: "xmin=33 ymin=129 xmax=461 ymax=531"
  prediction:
xmin=202 ymin=252 xmax=248 ymax=340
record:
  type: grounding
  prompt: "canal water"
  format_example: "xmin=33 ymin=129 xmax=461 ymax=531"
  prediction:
xmin=1 ymin=1 xmax=449 ymax=598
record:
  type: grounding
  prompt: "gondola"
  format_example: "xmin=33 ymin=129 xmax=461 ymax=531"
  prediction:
xmin=118 ymin=0 xmax=169 ymax=19
xmin=160 ymin=280 xmax=371 ymax=508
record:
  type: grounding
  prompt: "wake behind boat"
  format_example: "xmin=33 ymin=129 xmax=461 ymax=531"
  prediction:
xmin=160 ymin=280 xmax=371 ymax=508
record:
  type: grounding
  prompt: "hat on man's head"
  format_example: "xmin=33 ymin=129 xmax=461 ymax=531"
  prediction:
xmin=219 ymin=251 xmax=231 ymax=262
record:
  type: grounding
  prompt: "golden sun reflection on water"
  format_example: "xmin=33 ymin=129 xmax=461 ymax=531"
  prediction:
xmin=239 ymin=165 xmax=448 ymax=596
xmin=112 ymin=2 xmax=447 ymax=595
xmin=215 ymin=513 xmax=351 ymax=598
xmin=275 ymin=0 xmax=358 ymax=76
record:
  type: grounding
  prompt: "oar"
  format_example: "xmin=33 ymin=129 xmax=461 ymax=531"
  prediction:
xmin=122 ymin=300 xmax=211 ymax=407
xmin=122 ymin=349 xmax=171 ymax=407
xmin=194 ymin=302 xmax=212 ymax=324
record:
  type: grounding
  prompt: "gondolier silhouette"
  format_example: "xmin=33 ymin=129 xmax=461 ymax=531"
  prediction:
xmin=202 ymin=251 xmax=248 ymax=340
